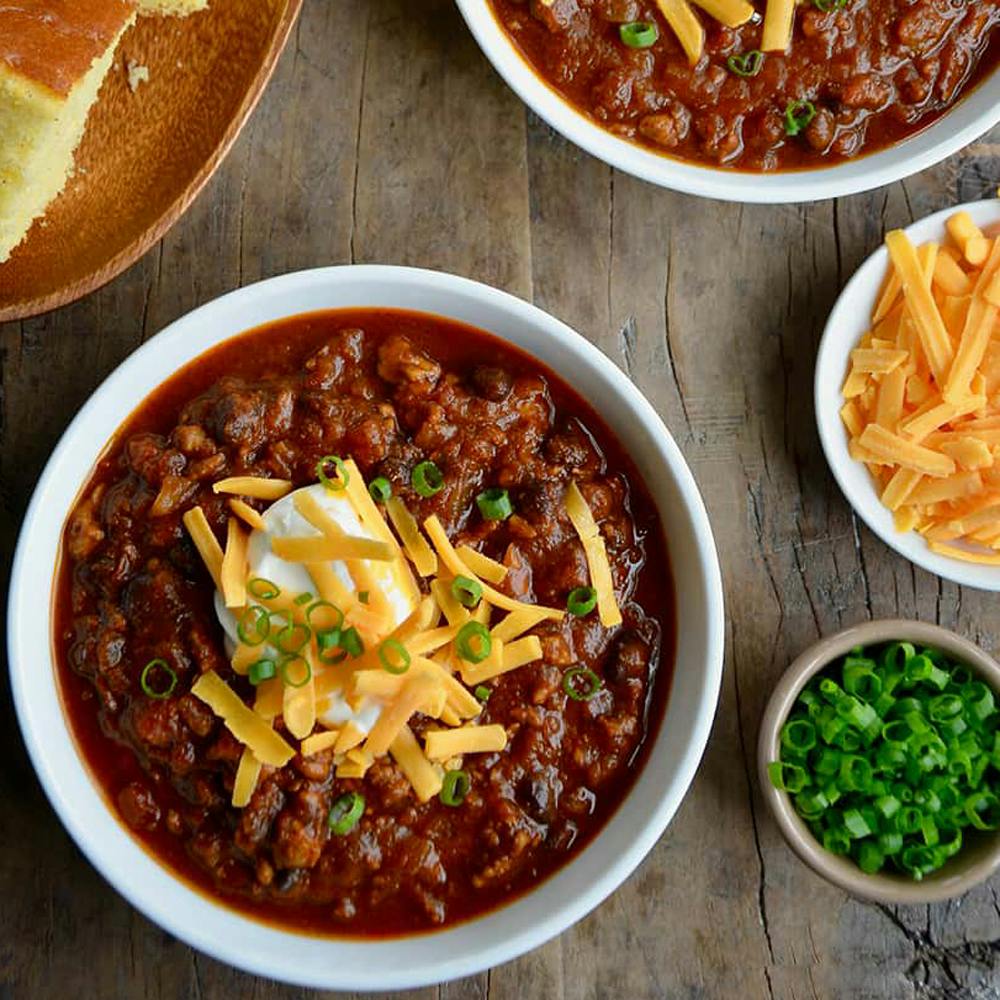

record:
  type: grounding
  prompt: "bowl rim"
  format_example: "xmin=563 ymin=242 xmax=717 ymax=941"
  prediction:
xmin=757 ymin=619 xmax=1000 ymax=905
xmin=814 ymin=198 xmax=1000 ymax=592
xmin=453 ymin=0 xmax=1000 ymax=204
xmin=8 ymin=264 xmax=726 ymax=990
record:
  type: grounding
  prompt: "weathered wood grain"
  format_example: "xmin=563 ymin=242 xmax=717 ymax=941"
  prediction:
xmin=2 ymin=1 xmax=1000 ymax=997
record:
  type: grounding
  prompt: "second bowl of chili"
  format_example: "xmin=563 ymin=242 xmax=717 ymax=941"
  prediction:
xmin=456 ymin=0 xmax=1000 ymax=202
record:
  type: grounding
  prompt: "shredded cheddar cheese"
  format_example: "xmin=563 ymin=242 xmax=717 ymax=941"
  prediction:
xmin=182 ymin=506 xmax=224 ymax=591
xmin=842 ymin=214 xmax=1000 ymax=565
xmin=191 ymin=671 xmax=295 ymax=767
xmin=213 ymin=476 xmax=292 ymax=500
xmin=565 ymin=482 xmax=623 ymax=628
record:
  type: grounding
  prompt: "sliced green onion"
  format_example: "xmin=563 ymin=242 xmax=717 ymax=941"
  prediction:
xmin=316 ymin=455 xmax=348 ymax=491
xmin=456 ymin=621 xmax=491 ymax=664
xmin=474 ymin=684 xmax=492 ymax=702
xmin=768 ymin=761 xmax=809 ymax=794
xmin=813 ymin=0 xmax=848 ymax=10
xmin=237 ymin=605 xmax=271 ymax=647
xmin=781 ymin=719 xmax=817 ymax=754
xmin=451 ymin=576 xmax=483 ymax=609
xmin=963 ymin=681 xmax=995 ymax=722
xmin=368 ymin=477 xmax=392 ymax=503
xmin=276 ymin=622 xmax=311 ymax=654
xmin=563 ymin=666 xmax=602 ymax=702
xmin=280 ymin=654 xmax=311 ymax=688
xmin=328 ymin=792 xmax=365 ymax=834
xmin=339 ymin=626 xmax=365 ymax=659
xmin=140 ymin=659 xmax=177 ymax=699
xmin=249 ymin=658 xmax=277 ymax=686
xmin=567 ymin=586 xmax=598 ymax=617
xmin=358 ymin=590 xmax=370 ymax=605
xmin=823 ymin=827 xmax=851 ymax=855
xmin=411 ymin=460 xmax=444 ymax=497
xmin=248 ymin=577 xmax=280 ymax=600
xmin=784 ymin=99 xmax=817 ymax=137
xmin=842 ymin=808 xmax=872 ymax=838
xmin=476 ymin=487 xmax=513 ymax=521
xmin=726 ymin=50 xmax=763 ymax=77
xmin=440 ymin=769 xmax=471 ymax=807
xmin=619 ymin=21 xmax=658 ymax=47
xmin=857 ymin=841 xmax=885 ymax=874
xmin=294 ymin=592 xmax=313 ymax=606
xmin=378 ymin=638 xmax=411 ymax=675
xmin=316 ymin=627 xmax=347 ymax=665
xmin=771 ymin=640 xmax=1000 ymax=882
xmin=307 ymin=600 xmax=344 ymax=632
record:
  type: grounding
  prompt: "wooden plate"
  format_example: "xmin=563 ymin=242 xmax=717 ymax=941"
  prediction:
xmin=0 ymin=0 xmax=302 ymax=323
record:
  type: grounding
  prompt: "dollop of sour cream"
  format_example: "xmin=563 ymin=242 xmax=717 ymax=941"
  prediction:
xmin=215 ymin=483 xmax=419 ymax=733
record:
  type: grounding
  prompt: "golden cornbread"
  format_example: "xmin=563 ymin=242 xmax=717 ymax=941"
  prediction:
xmin=136 ymin=0 xmax=208 ymax=14
xmin=0 ymin=0 xmax=135 ymax=262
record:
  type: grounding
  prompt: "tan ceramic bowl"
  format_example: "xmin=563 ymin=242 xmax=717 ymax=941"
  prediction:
xmin=758 ymin=620 xmax=1000 ymax=904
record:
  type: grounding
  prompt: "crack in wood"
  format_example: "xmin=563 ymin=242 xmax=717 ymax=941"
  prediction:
xmin=349 ymin=5 xmax=371 ymax=265
xmin=618 ymin=314 xmax=637 ymax=381
xmin=873 ymin=902 xmax=1000 ymax=998
xmin=730 ymin=640 xmax=777 ymax=988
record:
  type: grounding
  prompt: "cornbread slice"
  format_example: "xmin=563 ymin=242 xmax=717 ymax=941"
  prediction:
xmin=0 ymin=0 xmax=136 ymax=262
xmin=136 ymin=0 xmax=208 ymax=15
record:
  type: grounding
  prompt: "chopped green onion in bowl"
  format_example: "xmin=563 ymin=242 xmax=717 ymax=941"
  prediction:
xmin=768 ymin=640 xmax=1000 ymax=882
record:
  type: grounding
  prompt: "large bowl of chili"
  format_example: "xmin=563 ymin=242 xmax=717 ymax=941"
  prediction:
xmin=9 ymin=266 xmax=724 ymax=989
xmin=456 ymin=0 xmax=1000 ymax=203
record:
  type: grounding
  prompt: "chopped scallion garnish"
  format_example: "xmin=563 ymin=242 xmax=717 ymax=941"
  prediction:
xmin=440 ymin=769 xmax=471 ymax=807
xmin=411 ymin=460 xmax=444 ymax=497
xmin=563 ymin=666 xmax=602 ymax=702
xmin=456 ymin=621 xmax=491 ymax=664
xmin=328 ymin=792 xmax=365 ymax=834
xmin=451 ymin=575 xmax=483 ymax=609
xmin=476 ymin=487 xmax=513 ymax=521
xmin=316 ymin=454 xmax=348 ymax=491
xmin=769 ymin=641 xmax=1000 ymax=880
xmin=140 ymin=659 xmax=177 ymax=699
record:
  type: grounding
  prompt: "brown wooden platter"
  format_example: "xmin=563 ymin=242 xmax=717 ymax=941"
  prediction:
xmin=0 ymin=0 xmax=302 ymax=323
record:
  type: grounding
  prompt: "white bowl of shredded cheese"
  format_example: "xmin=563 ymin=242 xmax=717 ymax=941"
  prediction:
xmin=816 ymin=199 xmax=1000 ymax=590
xmin=9 ymin=266 xmax=725 ymax=990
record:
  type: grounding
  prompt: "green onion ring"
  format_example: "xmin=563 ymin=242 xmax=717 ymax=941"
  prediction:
xmin=368 ymin=477 xmax=392 ymax=503
xmin=726 ymin=50 xmax=763 ymax=77
xmin=275 ymin=622 xmax=311 ymax=655
xmin=140 ymin=659 xmax=177 ymax=699
xmin=248 ymin=577 xmax=280 ymax=600
xmin=567 ymin=586 xmax=598 ymax=617
xmin=328 ymin=792 xmax=365 ymax=834
xmin=279 ymin=654 xmax=312 ymax=689
xmin=411 ymin=460 xmax=444 ymax=497
xmin=316 ymin=454 xmax=349 ymax=491
xmin=440 ymin=769 xmax=471 ymax=807
xmin=378 ymin=638 xmax=411 ymax=675
xmin=456 ymin=621 xmax=491 ymax=664
xmin=619 ymin=21 xmax=658 ymax=48
xmin=563 ymin=666 xmax=602 ymax=702
xmin=237 ymin=605 xmax=271 ymax=647
xmin=476 ymin=487 xmax=513 ymax=521
xmin=784 ymin=99 xmax=817 ymax=137
xmin=451 ymin=575 xmax=483 ymax=609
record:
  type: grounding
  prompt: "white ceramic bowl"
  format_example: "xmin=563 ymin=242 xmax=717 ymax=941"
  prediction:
xmin=9 ymin=266 xmax=725 ymax=990
xmin=815 ymin=199 xmax=1000 ymax=591
xmin=454 ymin=1 xmax=1000 ymax=204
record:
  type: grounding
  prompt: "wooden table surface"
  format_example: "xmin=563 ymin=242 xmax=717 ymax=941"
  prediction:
xmin=3 ymin=2 xmax=1000 ymax=997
